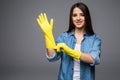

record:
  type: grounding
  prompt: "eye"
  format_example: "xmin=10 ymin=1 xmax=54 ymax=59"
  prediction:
xmin=72 ymin=14 xmax=77 ymax=17
xmin=80 ymin=13 xmax=85 ymax=16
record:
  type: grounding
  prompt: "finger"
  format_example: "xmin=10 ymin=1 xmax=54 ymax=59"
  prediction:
xmin=40 ymin=13 xmax=44 ymax=22
xmin=55 ymin=45 xmax=60 ymax=52
xmin=37 ymin=18 xmax=39 ymax=24
xmin=61 ymin=49 xmax=64 ymax=52
xmin=57 ymin=46 xmax=60 ymax=52
xmin=44 ymin=13 xmax=49 ymax=24
xmin=37 ymin=14 xmax=44 ymax=28
xmin=50 ymin=18 xmax=54 ymax=29
xmin=38 ymin=13 xmax=44 ymax=23
xmin=39 ymin=15 xmax=43 ymax=26
xmin=37 ymin=18 xmax=42 ymax=29
xmin=38 ymin=13 xmax=45 ymax=29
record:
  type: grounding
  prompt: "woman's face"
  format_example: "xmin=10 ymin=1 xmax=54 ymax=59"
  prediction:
xmin=72 ymin=7 xmax=85 ymax=29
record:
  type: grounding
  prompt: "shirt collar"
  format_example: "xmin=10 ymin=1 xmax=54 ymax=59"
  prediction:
xmin=68 ymin=31 xmax=88 ymax=37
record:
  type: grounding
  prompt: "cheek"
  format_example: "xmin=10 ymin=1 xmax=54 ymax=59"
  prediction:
xmin=81 ymin=16 xmax=85 ymax=20
xmin=72 ymin=17 xmax=76 ymax=23
xmin=83 ymin=17 xmax=85 ymax=20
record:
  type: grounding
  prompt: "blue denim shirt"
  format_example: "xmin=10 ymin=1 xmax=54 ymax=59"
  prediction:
xmin=46 ymin=31 xmax=102 ymax=80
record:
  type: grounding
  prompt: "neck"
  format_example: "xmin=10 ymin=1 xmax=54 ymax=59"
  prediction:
xmin=75 ymin=28 xmax=85 ymax=36
xmin=74 ymin=28 xmax=85 ymax=44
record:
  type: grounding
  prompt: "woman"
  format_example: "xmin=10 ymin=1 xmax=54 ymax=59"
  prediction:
xmin=37 ymin=2 xmax=101 ymax=80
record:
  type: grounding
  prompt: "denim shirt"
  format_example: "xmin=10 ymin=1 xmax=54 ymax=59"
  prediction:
xmin=46 ymin=31 xmax=102 ymax=80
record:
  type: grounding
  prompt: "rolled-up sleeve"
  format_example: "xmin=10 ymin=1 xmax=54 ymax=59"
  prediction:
xmin=46 ymin=52 xmax=60 ymax=62
xmin=90 ymin=35 xmax=102 ymax=66
xmin=46 ymin=52 xmax=56 ymax=59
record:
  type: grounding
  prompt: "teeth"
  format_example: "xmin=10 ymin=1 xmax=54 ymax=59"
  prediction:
xmin=76 ymin=22 xmax=81 ymax=23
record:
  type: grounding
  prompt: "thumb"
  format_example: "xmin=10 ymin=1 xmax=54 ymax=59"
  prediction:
xmin=56 ymin=44 xmax=61 ymax=52
xmin=55 ymin=43 xmax=65 ymax=52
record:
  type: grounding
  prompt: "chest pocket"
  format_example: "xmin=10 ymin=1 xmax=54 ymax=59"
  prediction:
xmin=81 ymin=38 xmax=93 ymax=54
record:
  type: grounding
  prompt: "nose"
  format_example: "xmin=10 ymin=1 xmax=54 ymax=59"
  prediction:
xmin=77 ymin=16 xmax=81 ymax=20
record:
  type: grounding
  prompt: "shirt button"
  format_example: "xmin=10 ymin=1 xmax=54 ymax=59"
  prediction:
xmin=72 ymin=68 xmax=73 ymax=70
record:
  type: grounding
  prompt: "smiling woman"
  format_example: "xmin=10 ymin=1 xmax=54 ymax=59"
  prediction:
xmin=37 ymin=2 xmax=102 ymax=80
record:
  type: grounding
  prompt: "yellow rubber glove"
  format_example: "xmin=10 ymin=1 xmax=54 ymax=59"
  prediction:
xmin=37 ymin=13 xmax=56 ymax=48
xmin=56 ymin=43 xmax=82 ymax=60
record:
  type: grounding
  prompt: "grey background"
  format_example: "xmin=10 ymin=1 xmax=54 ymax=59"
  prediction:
xmin=0 ymin=0 xmax=120 ymax=80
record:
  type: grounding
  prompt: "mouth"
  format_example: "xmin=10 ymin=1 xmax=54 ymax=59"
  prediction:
xmin=76 ymin=21 xmax=83 ymax=25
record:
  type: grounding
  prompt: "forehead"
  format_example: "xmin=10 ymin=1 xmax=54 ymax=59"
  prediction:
xmin=73 ymin=7 xmax=83 ymax=14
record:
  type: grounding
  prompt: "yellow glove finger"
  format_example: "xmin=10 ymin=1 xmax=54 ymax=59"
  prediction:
xmin=44 ymin=13 xmax=53 ymax=30
xmin=37 ymin=13 xmax=43 ymax=27
xmin=56 ymin=43 xmax=65 ymax=52
xmin=44 ymin=13 xmax=49 ymax=24
xmin=37 ymin=18 xmax=42 ymax=28
xmin=39 ymin=13 xmax=44 ymax=27
xmin=55 ymin=44 xmax=61 ymax=52
xmin=50 ymin=18 xmax=54 ymax=30
xmin=37 ymin=17 xmax=44 ymax=32
xmin=40 ymin=13 xmax=44 ymax=22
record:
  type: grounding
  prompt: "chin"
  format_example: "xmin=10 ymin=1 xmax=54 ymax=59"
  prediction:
xmin=76 ymin=25 xmax=83 ymax=28
xmin=76 ymin=25 xmax=84 ymax=29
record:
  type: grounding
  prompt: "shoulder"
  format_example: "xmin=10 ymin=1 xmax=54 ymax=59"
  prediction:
xmin=85 ymin=34 xmax=102 ymax=44
xmin=56 ymin=31 xmax=73 ymax=43
xmin=93 ymin=34 xmax=101 ymax=41
xmin=87 ymin=34 xmax=101 ymax=40
xmin=90 ymin=34 xmax=102 ymax=44
xmin=58 ymin=31 xmax=73 ymax=38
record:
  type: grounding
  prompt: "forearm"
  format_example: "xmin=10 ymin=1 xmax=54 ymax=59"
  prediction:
xmin=46 ymin=48 xmax=56 ymax=57
xmin=80 ymin=53 xmax=94 ymax=64
xmin=56 ymin=43 xmax=94 ymax=63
